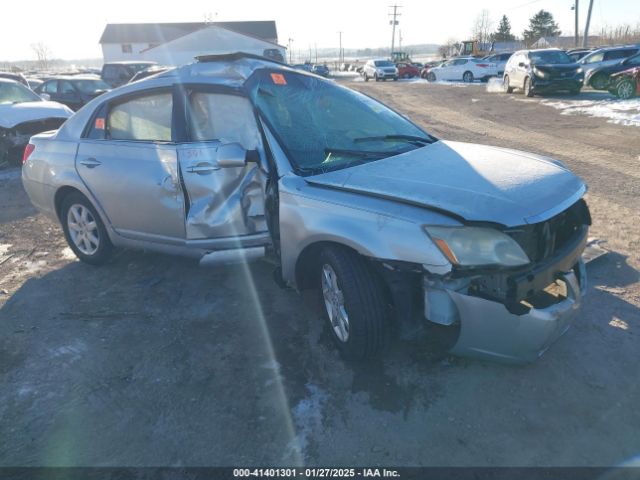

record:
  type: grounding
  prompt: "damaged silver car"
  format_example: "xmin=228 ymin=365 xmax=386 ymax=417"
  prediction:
xmin=22 ymin=53 xmax=591 ymax=364
xmin=0 ymin=78 xmax=73 ymax=167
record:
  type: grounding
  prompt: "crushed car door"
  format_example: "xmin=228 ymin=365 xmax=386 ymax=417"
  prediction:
xmin=176 ymin=89 xmax=267 ymax=240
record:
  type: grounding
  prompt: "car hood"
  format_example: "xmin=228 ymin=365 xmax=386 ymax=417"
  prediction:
xmin=0 ymin=101 xmax=73 ymax=128
xmin=305 ymin=140 xmax=586 ymax=227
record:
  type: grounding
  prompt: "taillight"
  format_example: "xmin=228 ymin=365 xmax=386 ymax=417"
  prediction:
xmin=476 ymin=63 xmax=489 ymax=68
xmin=23 ymin=144 xmax=35 ymax=164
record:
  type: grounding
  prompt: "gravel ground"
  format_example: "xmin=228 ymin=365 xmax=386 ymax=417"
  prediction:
xmin=0 ymin=82 xmax=639 ymax=468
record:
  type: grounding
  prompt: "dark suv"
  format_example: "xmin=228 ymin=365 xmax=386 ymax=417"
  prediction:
xmin=503 ymin=49 xmax=583 ymax=97
xmin=101 ymin=61 xmax=157 ymax=88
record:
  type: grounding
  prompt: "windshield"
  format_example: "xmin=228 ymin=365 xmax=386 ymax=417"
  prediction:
xmin=529 ymin=51 xmax=574 ymax=64
xmin=374 ymin=61 xmax=395 ymax=67
xmin=74 ymin=79 xmax=110 ymax=93
xmin=247 ymin=69 xmax=432 ymax=174
xmin=0 ymin=81 xmax=41 ymax=104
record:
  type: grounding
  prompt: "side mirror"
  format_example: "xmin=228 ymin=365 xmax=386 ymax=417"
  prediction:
xmin=217 ymin=143 xmax=260 ymax=168
xmin=40 ymin=93 xmax=50 ymax=101
xmin=518 ymin=62 xmax=525 ymax=68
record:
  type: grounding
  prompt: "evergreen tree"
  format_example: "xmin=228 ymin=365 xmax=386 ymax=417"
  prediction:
xmin=493 ymin=15 xmax=516 ymax=42
xmin=523 ymin=10 xmax=561 ymax=45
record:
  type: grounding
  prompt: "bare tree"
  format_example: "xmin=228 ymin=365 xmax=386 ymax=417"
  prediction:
xmin=438 ymin=38 xmax=459 ymax=59
xmin=472 ymin=10 xmax=493 ymax=46
xmin=31 ymin=42 xmax=52 ymax=70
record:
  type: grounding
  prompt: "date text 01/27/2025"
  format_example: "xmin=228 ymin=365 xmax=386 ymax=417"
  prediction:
xmin=233 ymin=468 xmax=401 ymax=478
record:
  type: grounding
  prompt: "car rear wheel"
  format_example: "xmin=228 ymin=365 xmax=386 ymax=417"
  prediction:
xmin=523 ymin=77 xmax=534 ymax=97
xmin=503 ymin=75 xmax=514 ymax=93
xmin=427 ymin=72 xmax=436 ymax=82
xmin=364 ymin=72 xmax=369 ymax=82
xmin=589 ymin=73 xmax=608 ymax=90
xmin=463 ymin=71 xmax=474 ymax=83
xmin=61 ymin=192 xmax=113 ymax=265
xmin=318 ymin=246 xmax=388 ymax=360
xmin=616 ymin=79 xmax=636 ymax=99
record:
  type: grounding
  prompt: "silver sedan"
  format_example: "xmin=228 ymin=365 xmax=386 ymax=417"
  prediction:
xmin=22 ymin=53 xmax=590 ymax=363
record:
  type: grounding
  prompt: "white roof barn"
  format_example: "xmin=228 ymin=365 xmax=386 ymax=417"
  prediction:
xmin=99 ymin=21 xmax=285 ymax=65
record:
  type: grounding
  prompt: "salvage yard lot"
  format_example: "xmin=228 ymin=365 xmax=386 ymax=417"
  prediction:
xmin=1 ymin=81 xmax=639 ymax=467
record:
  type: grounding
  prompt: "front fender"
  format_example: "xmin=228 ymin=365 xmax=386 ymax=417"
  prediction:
xmin=278 ymin=176 xmax=454 ymax=288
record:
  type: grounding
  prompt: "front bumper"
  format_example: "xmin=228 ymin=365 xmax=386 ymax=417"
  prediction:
xmin=447 ymin=261 xmax=585 ymax=364
xmin=531 ymin=76 xmax=583 ymax=92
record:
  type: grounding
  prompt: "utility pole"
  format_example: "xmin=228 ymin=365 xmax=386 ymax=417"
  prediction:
xmin=315 ymin=43 xmax=318 ymax=63
xmin=338 ymin=31 xmax=343 ymax=65
xmin=389 ymin=5 xmax=402 ymax=57
xmin=583 ymin=0 xmax=594 ymax=48
xmin=288 ymin=38 xmax=294 ymax=63
xmin=399 ymin=29 xmax=402 ymax=52
xmin=573 ymin=0 xmax=579 ymax=47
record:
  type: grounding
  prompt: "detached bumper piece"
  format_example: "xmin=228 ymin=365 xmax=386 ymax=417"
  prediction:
xmin=448 ymin=262 xmax=584 ymax=364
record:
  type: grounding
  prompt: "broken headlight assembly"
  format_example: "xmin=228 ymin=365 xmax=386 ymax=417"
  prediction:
xmin=424 ymin=226 xmax=530 ymax=267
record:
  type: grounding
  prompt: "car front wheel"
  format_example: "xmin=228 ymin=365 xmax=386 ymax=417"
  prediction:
xmin=427 ymin=72 xmax=436 ymax=82
xmin=463 ymin=71 xmax=474 ymax=83
xmin=616 ymin=79 xmax=636 ymax=99
xmin=61 ymin=192 xmax=113 ymax=265
xmin=364 ymin=72 xmax=369 ymax=82
xmin=589 ymin=73 xmax=608 ymax=90
xmin=523 ymin=77 xmax=534 ymax=97
xmin=318 ymin=246 xmax=388 ymax=359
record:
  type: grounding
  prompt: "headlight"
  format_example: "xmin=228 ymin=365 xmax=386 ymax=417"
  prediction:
xmin=424 ymin=226 xmax=530 ymax=267
xmin=377 ymin=69 xmax=384 ymax=74
xmin=576 ymin=68 xmax=583 ymax=74
xmin=532 ymin=67 xmax=547 ymax=78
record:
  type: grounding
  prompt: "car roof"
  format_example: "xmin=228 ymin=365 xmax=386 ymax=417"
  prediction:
xmin=0 ymin=77 xmax=22 ymax=85
xmin=56 ymin=52 xmax=314 ymax=140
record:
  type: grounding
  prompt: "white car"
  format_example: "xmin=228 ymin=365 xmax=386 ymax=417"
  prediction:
xmin=0 ymin=78 xmax=73 ymax=166
xmin=482 ymin=52 xmax=513 ymax=76
xmin=426 ymin=57 xmax=498 ymax=83
xmin=363 ymin=59 xmax=398 ymax=82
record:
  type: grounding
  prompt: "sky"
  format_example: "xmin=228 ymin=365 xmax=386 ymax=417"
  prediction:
xmin=1 ymin=0 xmax=639 ymax=61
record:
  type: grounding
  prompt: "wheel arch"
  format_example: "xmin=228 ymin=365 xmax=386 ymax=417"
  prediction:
xmin=295 ymin=240 xmax=367 ymax=291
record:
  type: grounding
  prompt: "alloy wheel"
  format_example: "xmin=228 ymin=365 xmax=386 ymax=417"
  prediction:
xmin=321 ymin=264 xmax=350 ymax=343
xmin=67 ymin=204 xmax=100 ymax=255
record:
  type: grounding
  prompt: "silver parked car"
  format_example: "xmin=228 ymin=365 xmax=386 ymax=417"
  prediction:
xmin=22 ymin=53 xmax=591 ymax=364
xmin=363 ymin=59 xmax=398 ymax=82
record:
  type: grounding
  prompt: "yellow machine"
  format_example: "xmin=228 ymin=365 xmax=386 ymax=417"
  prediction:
xmin=459 ymin=40 xmax=493 ymax=57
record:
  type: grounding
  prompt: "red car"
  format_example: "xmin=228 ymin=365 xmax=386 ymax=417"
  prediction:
xmin=396 ymin=62 xmax=420 ymax=79
xmin=608 ymin=66 xmax=640 ymax=99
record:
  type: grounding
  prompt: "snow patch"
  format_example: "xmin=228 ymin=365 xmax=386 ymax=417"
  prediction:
xmin=0 ymin=244 xmax=12 ymax=257
xmin=331 ymin=71 xmax=359 ymax=78
xmin=286 ymin=383 xmax=328 ymax=462
xmin=541 ymin=98 xmax=640 ymax=127
xmin=60 ymin=247 xmax=77 ymax=260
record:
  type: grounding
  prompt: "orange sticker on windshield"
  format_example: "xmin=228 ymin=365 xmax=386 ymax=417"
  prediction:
xmin=95 ymin=118 xmax=105 ymax=130
xmin=271 ymin=73 xmax=287 ymax=85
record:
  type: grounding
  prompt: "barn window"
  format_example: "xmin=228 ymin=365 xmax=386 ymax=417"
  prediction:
xmin=121 ymin=44 xmax=133 ymax=54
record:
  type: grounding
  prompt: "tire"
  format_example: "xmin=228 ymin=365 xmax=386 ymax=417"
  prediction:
xmin=318 ymin=246 xmax=388 ymax=359
xmin=60 ymin=192 xmax=113 ymax=265
xmin=462 ymin=71 xmax=474 ymax=83
xmin=523 ymin=76 xmax=534 ymax=97
xmin=503 ymin=75 xmax=514 ymax=93
xmin=616 ymin=79 xmax=636 ymax=100
xmin=427 ymin=72 xmax=436 ymax=82
xmin=364 ymin=72 xmax=369 ymax=82
xmin=374 ymin=74 xmax=379 ymax=82
xmin=589 ymin=73 xmax=608 ymax=90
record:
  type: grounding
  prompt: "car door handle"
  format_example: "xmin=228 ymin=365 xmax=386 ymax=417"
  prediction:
xmin=186 ymin=163 xmax=220 ymax=174
xmin=79 ymin=158 xmax=101 ymax=168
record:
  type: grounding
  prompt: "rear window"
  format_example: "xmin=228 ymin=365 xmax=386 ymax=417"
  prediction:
xmin=107 ymin=92 xmax=172 ymax=142
xmin=604 ymin=49 xmax=638 ymax=61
